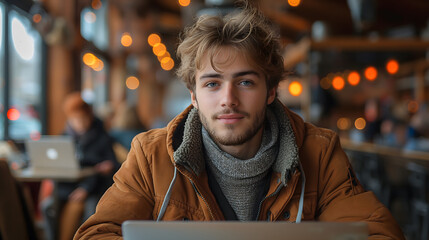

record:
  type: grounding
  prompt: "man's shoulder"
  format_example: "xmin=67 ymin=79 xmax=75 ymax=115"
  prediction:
xmin=132 ymin=127 xmax=169 ymax=148
xmin=301 ymin=122 xmax=339 ymax=149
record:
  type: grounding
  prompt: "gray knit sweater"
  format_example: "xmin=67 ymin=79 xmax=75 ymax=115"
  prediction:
xmin=202 ymin=110 xmax=279 ymax=221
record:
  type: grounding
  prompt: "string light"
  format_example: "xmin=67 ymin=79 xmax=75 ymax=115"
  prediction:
xmin=153 ymin=43 xmax=167 ymax=56
xmin=288 ymin=0 xmax=301 ymax=7
xmin=83 ymin=53 xmax=96 ymax=66
xmin=32 ymin=14 xmax=42 ymax=23
xmin=347 ymin=71 xmax=360 ymax=86
xmin=92 ymin=59 xmax=104 ymax=71
xmin=161 ymin=57 xmax=175 ymax=71
xmin=364 ymin=66 xmax=377 ymax=81
xmin=355 ymin=117 xmax=366 ymax=130
xmin=386 ymin=59 xmax=399 ymax=75
xmin=148 ymin=33 xmax=161 ymax=47
xmin=337 ymin=118 xmax=351 ymax=130
xmin=126 ymin=76 xmax=140 ymax=90
xmin=332 ymin=76 xmax=345 ymax=90
xmin=121 ymin=32 xmax=133 ymax=47
xmin=7 ymin=108 xmax=20 ymax=121
xmin=91 ymin=0 xmax=102 ymax=10
xmin=288 ymin=81 xmax=303 ymax=96
xmin=178 ymin=0 xmax=191 ymax=7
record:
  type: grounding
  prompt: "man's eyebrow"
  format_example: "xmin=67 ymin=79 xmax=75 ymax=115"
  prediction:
xmin=198 ymin=71 xmax=260 ymax=81
xmin=232 ymin=71 xmax=260 ymax=78
xmin=199 ymin=73 xmax=223 ymax=80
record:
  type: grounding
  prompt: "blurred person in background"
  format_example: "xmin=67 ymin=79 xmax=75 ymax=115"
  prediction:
xmin=405 ymin=104 xmax=429 ymax=152
xmin=110 ymin=102 xmax=146 ymax=150
xmin=41 ymin=92 xmax=119 ymax=240
xmin=109 ymin=102 xmax=146 ymax=163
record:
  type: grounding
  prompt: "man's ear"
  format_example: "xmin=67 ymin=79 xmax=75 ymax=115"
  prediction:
xmin=267 ymin=87 xmax=277 ymax=105
xmin=190 ymin=90 xmax=198 ymax=109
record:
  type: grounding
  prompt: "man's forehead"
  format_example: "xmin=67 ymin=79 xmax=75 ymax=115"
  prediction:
xmin=196 ymin=46 xmax=260 ymax=74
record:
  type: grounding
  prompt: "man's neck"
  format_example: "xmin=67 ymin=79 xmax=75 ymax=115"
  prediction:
xmin=217 ymin=127 xmax=264 ymax=160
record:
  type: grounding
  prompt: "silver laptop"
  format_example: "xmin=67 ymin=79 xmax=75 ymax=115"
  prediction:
xmin=122 ymin=221 xmax=368 ymax=240
xmin=15 ymin=136 xmax=94 ymax=181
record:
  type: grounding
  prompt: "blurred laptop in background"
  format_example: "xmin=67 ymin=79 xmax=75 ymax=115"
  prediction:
xmin=15 ymin=136 xmax=94 ymax=181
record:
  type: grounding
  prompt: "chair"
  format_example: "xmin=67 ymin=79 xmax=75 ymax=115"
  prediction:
xmin=0 ymin=159 xmax=38 ymax=240
xmin=406 ymin=162 xmax=429 ymax=240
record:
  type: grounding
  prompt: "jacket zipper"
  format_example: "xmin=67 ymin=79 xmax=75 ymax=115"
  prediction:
xmin=189 ymin=179 xmax=216 ymax=220
xmin=175 ymin=164 xmax=217 ymax=220
xmin=255 ymin=184 xmax=283 ymax=221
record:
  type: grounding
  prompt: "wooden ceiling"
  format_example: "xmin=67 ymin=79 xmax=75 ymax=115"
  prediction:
xmin=109 ymin=0 xmax=429 ymax=42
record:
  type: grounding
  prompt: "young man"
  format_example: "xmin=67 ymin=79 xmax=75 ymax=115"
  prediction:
xmin=75 ymin=5 xmax=404 ymax=240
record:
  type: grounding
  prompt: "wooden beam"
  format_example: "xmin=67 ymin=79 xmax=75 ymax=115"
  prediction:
xmin=311 ymin=37 xmax=429 ymax=51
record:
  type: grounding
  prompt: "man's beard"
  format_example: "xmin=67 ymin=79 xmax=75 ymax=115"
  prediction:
xmin=198 ymin=107 xmax=266 ymax=146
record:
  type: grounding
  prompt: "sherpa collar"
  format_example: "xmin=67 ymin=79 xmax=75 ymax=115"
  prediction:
xmin=173 ymin=100 xmax=300 ymax=185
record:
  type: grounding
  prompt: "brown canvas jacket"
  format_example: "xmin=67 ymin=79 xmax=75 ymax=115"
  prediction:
xmin=75 ymin=101 xmax=404 ymax=240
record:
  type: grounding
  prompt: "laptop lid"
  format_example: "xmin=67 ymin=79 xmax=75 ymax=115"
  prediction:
xmin=25 ymin=136 xmax=79 ymax=170
xmin=122 ymin=221 xmax=368 ymax=240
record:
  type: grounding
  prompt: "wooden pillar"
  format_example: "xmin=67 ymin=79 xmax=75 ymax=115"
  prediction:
xmin=44 ymin=0 xmax=82 ymax=135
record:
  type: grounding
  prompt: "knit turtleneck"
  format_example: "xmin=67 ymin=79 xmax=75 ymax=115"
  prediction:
xmin=202 ymin=109 xmax=279 ymax=221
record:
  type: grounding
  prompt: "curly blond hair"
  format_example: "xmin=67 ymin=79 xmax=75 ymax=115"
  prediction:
xmin=176 ymin=4 xmax=285 ymax=91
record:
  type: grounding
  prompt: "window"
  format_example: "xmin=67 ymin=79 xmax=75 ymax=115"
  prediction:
xmin=80 ymin=3 xmax=108 ymax=51
xmin=80 ymin=1 xmax=109 ymax=115
xmin=81 ymin=52 xmax=108 ymax=113
xmin=0 ymin=3 xmax=45 ymax=140
xmin=0 ymin=2 xmax=4 ymax=139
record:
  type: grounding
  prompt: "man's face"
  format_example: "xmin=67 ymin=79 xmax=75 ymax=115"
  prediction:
xmin=191 ymin=46 xmax=276 ymax=148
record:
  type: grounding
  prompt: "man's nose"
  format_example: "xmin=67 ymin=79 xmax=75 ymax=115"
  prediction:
xmin=220 ymin=84 xmax=238 ymax=107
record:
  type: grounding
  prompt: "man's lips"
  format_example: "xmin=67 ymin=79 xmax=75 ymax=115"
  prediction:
xmin=216 ymin=114 xmax=245 ymax=124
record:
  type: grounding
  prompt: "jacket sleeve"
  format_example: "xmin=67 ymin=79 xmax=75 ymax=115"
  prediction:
xmin=316 ymin=134 xmax=405 ymax=240
xmin=74 ymin=137 xmax=155 ymax=240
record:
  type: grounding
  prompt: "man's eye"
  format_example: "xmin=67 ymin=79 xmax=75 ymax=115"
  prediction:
xmin=239 ymin=80 xmax=253 ymax=86
xmin=205 ymin=82 xmax=219 ymax=88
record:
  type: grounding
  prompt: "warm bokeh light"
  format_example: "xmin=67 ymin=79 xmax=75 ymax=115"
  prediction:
xmin=30 ymin=131 xmax=41 ymax=141
xmin=92 ymin=59 xmax=104 ymax=71
xmin=157 ymin=52 xmax=171 ymax=62
xmin=408 ymin=100 xmax=419 ymax=113
xmin=84 ymin=11 xmax=96 ymax=23
xmin=83 ymin=53 xmax=96 ymax=66
xmin=364 ymin=66 xmax=378 ymax=81
xmin=332 ymin=76 xmax=345 ymax=90
xmin=153 ymin=43 xmax=167 ymax=56
xmin=288 ymin=0 xmax=301 ymax=7
xmin=347 ymin=71 xmax=360 ymax=86
xmin=179 ymin=0 xmax=191 ymax=7
xmin=126 ymin=76 xmax=140 ymax=90
xmin=7 ymin=108 xmax=20 ymax=121
xmin=386 ymin=59 xmax=399 ymax=75
xmin=161 ymin=57 xmax=175 ymax=71
xmin=121 ymin=32 xmax=133 ymax=47
xmin=91 ymin=0 xmax=102 ymax=10
xmin=148 ymin=33 xmax=161 ymax=47
xmin=337 ymin=118 xmax=351 ymax=130
xmin=32 ymin=14 xmax=42 ymax=23
xmin=355 ymin=117 xmax=366 ymax=130
xmin=288 ymin=81 xmax=303 ymax=96
xmin=320 ymin=77 xmax=331 ymax=89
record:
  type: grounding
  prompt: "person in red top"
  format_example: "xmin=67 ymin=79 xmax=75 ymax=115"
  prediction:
xmin=75 ymin=3 xmax=404 ymax=239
